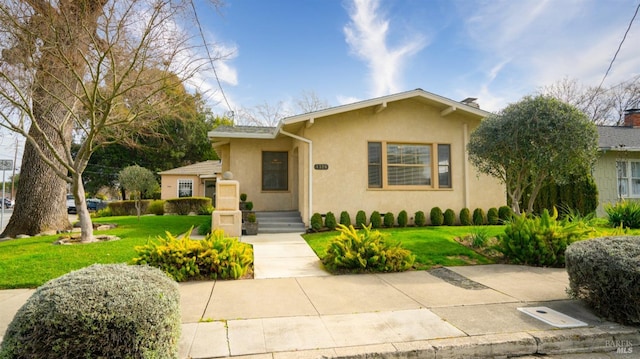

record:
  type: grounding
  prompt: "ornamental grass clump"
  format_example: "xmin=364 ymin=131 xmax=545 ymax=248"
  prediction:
xmin=566 ymin=236 xmax=640 ymax=325
xmin=0 ymin=264 xmax=181 ymax=359
xmin=322 ymin=224 xmax=415 ymax=273
xmin=132 ymin=228 xmax=253 ymax=281
xmin=605 ymin=200 xmax=640 ymax=229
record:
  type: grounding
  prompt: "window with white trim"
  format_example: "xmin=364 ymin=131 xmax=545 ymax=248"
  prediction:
xmin=617 ymin=160 xmax=640 ymax=198
xmin=368 ymin=142 xmax=451 ymax=189
xmin=178 ymin=179 xmax=193 ymax=197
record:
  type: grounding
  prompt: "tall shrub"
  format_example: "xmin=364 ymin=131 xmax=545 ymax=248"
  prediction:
xmin=459 ymin=208 xmax=472 ymax=226
xmin=472 ymin=208 xmax=485 ymax=225
xmin=340 ymin=211 xmax=352 ymax=226
xmin=325 ymin=212 xmax=337 ymax=231
xmin=498 ymin=206 xmax=514 ymax=222
xmin=487 ymin=207 xmax=500 ymax=225
xmin=310 ymin=213 xmax=324 ymax=232
xmin=355 ymin=210 xmax=367 ymax=228
xmin=443 ymin=209 xmax=456 ymax=226
xmin=370 ymin=211 xmax=382 ymax=229
xmin=383 ymin=212 xmax=395 ymax=228
xmin=430 ymin=207 xmax=443 ymax=226
xmin=414 ymin=211 xmax=426 ymax=227
xmin=397 ymin=210 xmax=408 ymax=227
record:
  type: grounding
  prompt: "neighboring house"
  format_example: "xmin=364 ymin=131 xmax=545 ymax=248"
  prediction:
xmin=158 ymin=160 xmax=222 ymax=202
xmin=594 ymin=109 xmax=640 ymax=216
xmin=209 ymin=89 xmax=506 ymax=226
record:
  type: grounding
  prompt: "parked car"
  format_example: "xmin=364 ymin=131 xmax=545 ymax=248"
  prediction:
xmin=87 ymin=198 xmax=107 ymax=211
xmin=67 ymin=194 xmax=76 ymax=214
xmin=2 ymin=197 xmax=13 ymax=209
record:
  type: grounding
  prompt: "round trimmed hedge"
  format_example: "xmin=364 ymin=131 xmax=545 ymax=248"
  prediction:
xmin=0 ymin=264 xmax=181 ymax=358
xmin=566 ymin=236 xmax=640 ymax=325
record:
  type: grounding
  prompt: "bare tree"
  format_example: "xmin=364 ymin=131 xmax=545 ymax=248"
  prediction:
xmin=234 ymin=90 xmax=330 ymax=126
xmin=295 ymin=90 xmax=329 ymax=114
xmin=540 ymin=76 xmax=640 ymax=125
xmin=0 ymin=0 xmax=222 ymax=241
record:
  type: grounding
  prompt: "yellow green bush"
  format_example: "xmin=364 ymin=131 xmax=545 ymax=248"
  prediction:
xmin=322 ymin=224 xmax=415 ymax=273
xmin=132 ymin=229 xmax=253 ymax=281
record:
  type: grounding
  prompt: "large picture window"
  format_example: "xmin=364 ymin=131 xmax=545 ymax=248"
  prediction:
xmin=368 ymin=142 xmax=451 ymax=189
xmin=617 ymin=160 xmax=640 ymax=197
xmin=177 ymin=179 xmax=193 ymax=197
xmin=262 ymin=151 xmax=288 ymax=191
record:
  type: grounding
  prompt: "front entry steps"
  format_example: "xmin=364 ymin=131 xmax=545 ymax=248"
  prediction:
xmin=254 ymin=211 xmax=306 ymax=234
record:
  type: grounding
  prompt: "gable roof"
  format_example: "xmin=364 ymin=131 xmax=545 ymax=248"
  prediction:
xmin=158 ymin=160 xmax=222 ymax=176
xmin=209 ymin=88 xmax=492 ymax=140
xmin=597 ymin=126 xmax=640 ymax=151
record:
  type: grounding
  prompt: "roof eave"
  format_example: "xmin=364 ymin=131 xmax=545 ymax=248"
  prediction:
xmin=279 ymin=89 xmax=491 ymax=127
xmin=208 ymin=130 xmax=277 ymax=140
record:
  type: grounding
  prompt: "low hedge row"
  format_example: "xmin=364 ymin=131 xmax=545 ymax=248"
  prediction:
xmin=310 ymin=206 xmax=513 ymax=231
xmin=98 ymin=197 xmax=214 ymax=217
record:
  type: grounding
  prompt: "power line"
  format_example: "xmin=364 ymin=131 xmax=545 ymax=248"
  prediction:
xmin=189 ymin=0 xmax=234 ymax=116
xmin=595 ymin=1 xmax=640 ymax=92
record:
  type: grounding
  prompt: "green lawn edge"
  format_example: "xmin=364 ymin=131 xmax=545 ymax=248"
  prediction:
xmin=0 ymin=215 xmax=211 ymax=289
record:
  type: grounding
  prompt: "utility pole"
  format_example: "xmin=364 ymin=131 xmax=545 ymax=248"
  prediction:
xmin=11 ymin=138 xmax=18 ymax=200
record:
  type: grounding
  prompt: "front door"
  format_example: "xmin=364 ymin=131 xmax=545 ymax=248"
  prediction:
xmin=204 ymin=179 xmax=216 ymax=204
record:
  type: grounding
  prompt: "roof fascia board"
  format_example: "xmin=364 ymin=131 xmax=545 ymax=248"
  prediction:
xmin=279 ymin=89 xmax=490 ymax=128
xmin=208 ymin=131 xmax=276 ymax=140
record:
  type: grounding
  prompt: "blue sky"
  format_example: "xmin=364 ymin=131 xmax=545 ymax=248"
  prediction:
xmin=1 ymin=0 xmax=639 ymax=166
xmin=193 ymin=0 xmax=640 ymax=116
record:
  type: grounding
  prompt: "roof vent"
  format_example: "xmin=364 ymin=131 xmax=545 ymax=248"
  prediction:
xmin=461 ymin=97 xmax=479 ymax=108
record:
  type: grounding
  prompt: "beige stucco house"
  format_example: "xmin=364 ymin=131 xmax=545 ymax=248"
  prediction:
xmin=158 ymin=160 xmax=222 ymax=202
xmin=209 ymin=89 xmax=506 ymax=226
xmin=593 ymin=109 xmax=640 ymax=216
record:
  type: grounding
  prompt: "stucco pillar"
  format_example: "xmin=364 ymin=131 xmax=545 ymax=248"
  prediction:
xmin=212 ymin=175 xmax=242 ymax=238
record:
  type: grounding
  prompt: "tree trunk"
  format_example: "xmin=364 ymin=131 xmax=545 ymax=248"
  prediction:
xmin=1 ymin=140 xmax=70 ymax=237
xmin=1 ymin=0 xmax=106 ymax=238
xmin=72 ymin=173 xmax=94 ymax=242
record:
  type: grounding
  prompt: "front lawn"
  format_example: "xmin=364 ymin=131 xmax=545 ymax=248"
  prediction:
xmin=0 ymin=215 xmax=210 ymax=289
xmin=303 ymin=226 xmax=505 ymax=270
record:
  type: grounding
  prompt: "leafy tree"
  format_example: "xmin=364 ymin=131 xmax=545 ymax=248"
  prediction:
xmin=0 ymin=0 xmax=222 ymax=241
xmin=468 ymin=95 xmax=598 ymax=214
xmin=118 ymin=166 xmax=158 ymax=220
xmin=82 ymin=95 xmax=227 ymax=195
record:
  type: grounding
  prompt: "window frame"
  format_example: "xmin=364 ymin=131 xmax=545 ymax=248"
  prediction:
xmin=262 ymin=151 xmax=289 ymax=192
xmin=177 ymin=179 xmax=194 ymax=198
xmin=617 ymin=160 xmax=640 ymax=198
xmin=367 ymin=141 xmax=452 ymax=190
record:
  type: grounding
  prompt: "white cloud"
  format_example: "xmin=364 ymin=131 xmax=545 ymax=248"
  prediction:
xmin=456 ymin=0 xmax=640 ymax=110
xmin=336 ymin=95 xmax=361 ymax=105
xmin=344 ymin=0 xmax=427 ymax=97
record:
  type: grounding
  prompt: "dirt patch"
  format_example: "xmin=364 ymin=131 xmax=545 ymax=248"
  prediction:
xmin=428 ymin=267 xmax=488 ymax=290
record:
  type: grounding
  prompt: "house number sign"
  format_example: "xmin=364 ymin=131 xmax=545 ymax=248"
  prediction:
xmin=314 ymin=164 xmax=329 ymax=170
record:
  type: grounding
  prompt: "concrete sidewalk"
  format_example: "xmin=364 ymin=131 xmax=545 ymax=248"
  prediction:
xmin=0 ymin=232 xmax=638 ymax=358
xmin=175 ymin=266 xmax=638 ymax=358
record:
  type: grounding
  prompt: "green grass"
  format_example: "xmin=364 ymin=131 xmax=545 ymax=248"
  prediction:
xmin=303 ymin=226 xmax=505 ymax=270
xmin=0 ymin=215 xmax=211 ymax=289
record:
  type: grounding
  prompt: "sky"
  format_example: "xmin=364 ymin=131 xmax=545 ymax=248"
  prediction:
xmin=1 ymin=0 xmax=639 ymax=168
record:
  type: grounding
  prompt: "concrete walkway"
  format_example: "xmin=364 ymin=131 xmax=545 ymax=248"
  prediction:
xmin=0 ymin=232 xmax=638 ymax=358
xmin=240 ymin=232 xmax=329 ymax=279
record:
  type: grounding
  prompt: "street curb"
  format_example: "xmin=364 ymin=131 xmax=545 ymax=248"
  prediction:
xmin=308 ymin=326 xmax=640 ymax=359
